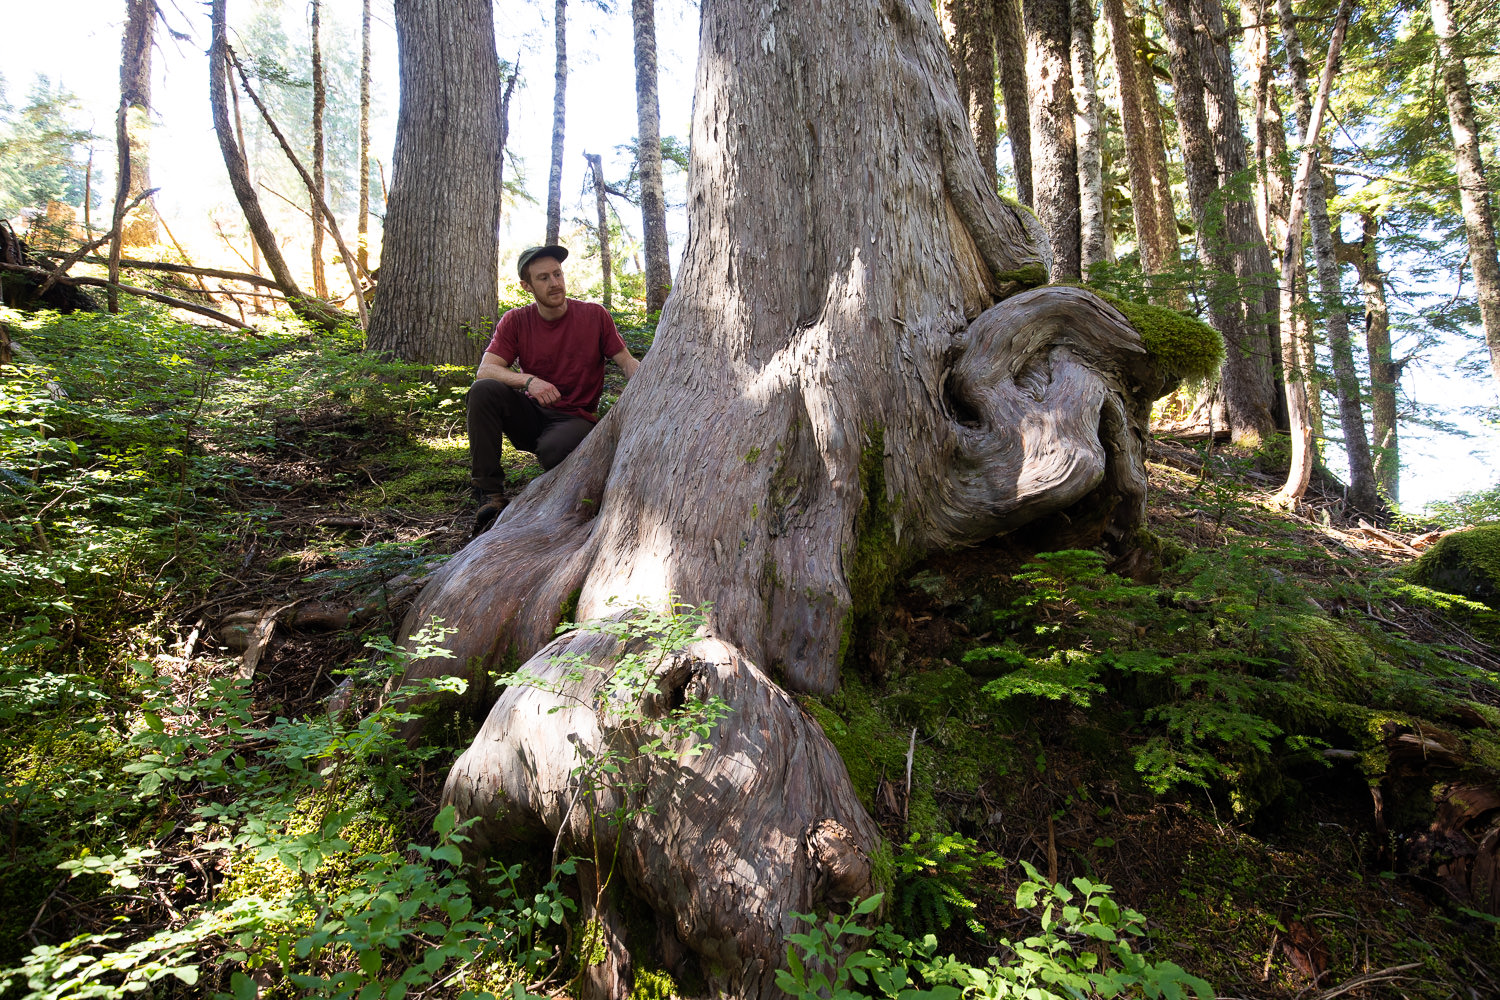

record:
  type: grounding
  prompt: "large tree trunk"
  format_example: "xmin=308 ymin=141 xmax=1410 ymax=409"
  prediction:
xmin=1431 ymin=0 xmax=1500 ymax=386
xmin=366 ymin=0 xmax=501 ymax=364
xmin=1023 ymin=0 xmax=1082 ymax=278
xmin=1071 ymin=0 xmax=1106 ymax=274
xmin=631 ymin=0 xmax=673 ymax=313
xmin=993 ymin=0 xmax=1033 ymax=205
xmin=120 ymin=0 xmax=157 ymax=247
xmin=357 ymin=0 xmax=371 ymax=278
xmin=546 ymin=0 xmax=568 ymax=246
xmin=209 ymin=0 xmax=333 ymax=331
xmin=310 ymin=0 xmax=328 ymax=300
xmin=1161 ymin=0 xmax=1276 ymax=443
xmin=396 ymin=1 xmax=1177 ymax=995
xmin=1278 ymin=0 xmax=1379 ymax=513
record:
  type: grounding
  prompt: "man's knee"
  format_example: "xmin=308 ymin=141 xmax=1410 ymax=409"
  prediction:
xmin=536 ymin=418 xmax=593 ymax=470
xmin=467 ymin=377 xmax=522 ymax=414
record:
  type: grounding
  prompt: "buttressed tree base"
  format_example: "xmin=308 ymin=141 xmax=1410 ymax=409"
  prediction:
xmin=396 ymin=1 xmax=1178 ymax=996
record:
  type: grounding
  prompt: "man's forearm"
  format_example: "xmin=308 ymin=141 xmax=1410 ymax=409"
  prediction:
xmin=476 ymin=355 xmax=528 ymax=387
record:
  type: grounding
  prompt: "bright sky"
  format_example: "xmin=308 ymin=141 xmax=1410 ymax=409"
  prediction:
xmin=5 ymin=0 xmax=1498 ymax=514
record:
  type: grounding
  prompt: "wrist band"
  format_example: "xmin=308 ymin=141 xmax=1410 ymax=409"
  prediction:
xmin=524 ymin=376 xmax=534 ymax=392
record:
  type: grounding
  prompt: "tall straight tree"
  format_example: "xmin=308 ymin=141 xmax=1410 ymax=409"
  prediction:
xmin=356 ymin=0 xmax=371 ymax=277
xmin=945 ymin=0 xmax=999 ymax=178
xmin=546 ymin=0 xmax=568 ymax=245
xmin=1134 ymin=16 xmax=1178 ymax=270
xmin=367 ymin=0 xmax=502 ymax=363
xmin=1023 ymin=0 xmax=1082 ymax=278
xmin=1346 ymin=212 xmax=1399 ymax=500
xmin=310 ymin=0 xmax=328 ymax=299
xmin=1431 ymin=0 xmax=1500 ymax=384
xmin=993 ymin=0 xmax=1033 ymax=204
xmin=119 ymin=0 xmax=157 ymax=246
xmin=1279 ymin=0 xmax=1379 ymax=512
xmin=631 ymin=0 xmax=672 ymax=312
xmin=1161 ymin=0 xmax=1277 ymax=442
xmin=1101 ymin=0 xmax=1166 ymax=275
xmin=1071 ymin=0 xmax=1106 ymax=273
xmin=1274 ymin=0 xmax=1350 ymax=505
xmin=585 ymin=151 xmax=612 ymax=311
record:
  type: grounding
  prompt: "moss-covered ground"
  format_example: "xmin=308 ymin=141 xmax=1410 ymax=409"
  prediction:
xmin=3 ymin=304 xmax=1498 ymax=997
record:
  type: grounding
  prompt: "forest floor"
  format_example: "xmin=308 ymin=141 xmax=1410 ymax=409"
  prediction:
xmin=2 ymin=304 xmax=1498 ymax=999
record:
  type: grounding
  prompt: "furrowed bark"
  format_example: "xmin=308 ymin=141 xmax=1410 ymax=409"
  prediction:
xmin=1023 ymin=0 xmax=1082 ymax=278
xmin=585 ymin=152 xmax=613 ymax=311
xmin=311 ymin=0 xmax=328 ymax=300
xmin=366 ymin=0 xmax=501 ymax=363
xmin=1102 ymin=0 xmax=1164 ymax=274
xmin=120 ymin=0 xmax=158 ymax=247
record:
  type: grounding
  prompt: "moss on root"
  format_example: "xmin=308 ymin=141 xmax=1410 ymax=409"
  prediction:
xmin=1088 ymin=289 xmax=1224 ymax=383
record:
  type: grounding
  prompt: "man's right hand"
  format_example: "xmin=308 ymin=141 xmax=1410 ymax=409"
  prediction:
xmin=526 ymin=377 xmax=561 ymax=407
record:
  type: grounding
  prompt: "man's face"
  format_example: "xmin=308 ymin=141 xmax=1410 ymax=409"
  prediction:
xmin=522 ymin=257 xmax=567 ymax=308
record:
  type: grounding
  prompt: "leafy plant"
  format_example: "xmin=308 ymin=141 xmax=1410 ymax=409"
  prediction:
xmin=778 ymin=867 xmax=1212 ymax=1000
xmin=891 ymin=832 xmax=1004 ymax=936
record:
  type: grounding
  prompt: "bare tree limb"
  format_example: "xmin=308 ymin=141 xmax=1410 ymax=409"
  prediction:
xmin=38 ymin=253 xmax=280 ymax=288
xmin=0 ymin=262 xmax=257 ymax=332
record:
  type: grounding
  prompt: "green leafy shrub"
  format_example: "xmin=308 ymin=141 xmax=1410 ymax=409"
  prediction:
xmin=777 ymin=868 xmax=1212 ymax=1000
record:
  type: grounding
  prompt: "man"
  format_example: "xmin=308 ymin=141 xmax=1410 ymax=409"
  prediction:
xmin=467 ymin=244 xmax=639 ymax=535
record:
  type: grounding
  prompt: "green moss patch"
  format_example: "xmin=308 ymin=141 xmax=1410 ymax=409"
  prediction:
xmin=1090 ymin=289 xmax=1224 ymax=383
xmin=1405 ymin=526 xmax=1500 ymax=609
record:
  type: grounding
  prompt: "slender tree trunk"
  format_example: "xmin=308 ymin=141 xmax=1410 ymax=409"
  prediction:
xmin=585 ymin=152 xmax=612 ymax=311
xmin=1278 ymin=0 xmax=1377 ymax=512
xmin=357 ymin=0 xmax=372 ymax=278
xmin=310 ymin=0 xmax=328 ymax=298
xmin=499 ymin=64 xmax=517 ymax=201
xmin=1350 ymin=212 xmax=1398 ymax=501
xmin=993 ymin=0 xmax=1034 ymax=205
xmin=631 ymin=0 xmax=672 ymax=312
xmin=367 ymin=0 xmax=501 ymax=362
xmin=398 ymin=4 xmax=1178 ymax=996
xmin=120 ymin=0 xmax=158 ymax=246
xmin=1431 ymin=0 xmax=1500 ymax=384
xmin=1023 ymin=0 xmax=1082 ymax=278
xmin=1274 ymin=0 xmax=1350 ymax=506
xmin=1101 ymin=0 xmax=1164 ymax=274
xmin=1134 ymin=10 xmax=1180 ymax=278
xmin=108 ymin=95 xmax=129 ymax=313
xmin=228 ymin=58 xmax=264 ymax=303
xmin=1071 ymin=0 xmax=1106 ymax=274
xmin=1161 ymin=0 xmax=1276 ymax=442
xmin=210 ymin=2 xmax=331 ymax=329
xmin=546 ymin=0 xmax=568 ymax=246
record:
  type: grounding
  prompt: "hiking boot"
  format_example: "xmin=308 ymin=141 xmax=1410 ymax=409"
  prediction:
xmin=470 ymin=492 xmax=509 ymax=538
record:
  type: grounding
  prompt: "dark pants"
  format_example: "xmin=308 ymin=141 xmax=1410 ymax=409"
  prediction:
xmin=467 ymin=380 xmax=594 ymax=496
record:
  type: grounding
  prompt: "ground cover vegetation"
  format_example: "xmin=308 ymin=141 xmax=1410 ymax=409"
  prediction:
xmin=3 ymin=301 xmax=1499 ymax=998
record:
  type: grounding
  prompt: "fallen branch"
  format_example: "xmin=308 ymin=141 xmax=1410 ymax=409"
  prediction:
xmin=1313 ymin=963 xmax=1421 ymax=1000
xmin=0 ymin=262 xmax=255 ymax=332
xmin=36 ymin=187 xmax=157 ymax=297
xmin=39 ymin=252 xmax=280 ymax=288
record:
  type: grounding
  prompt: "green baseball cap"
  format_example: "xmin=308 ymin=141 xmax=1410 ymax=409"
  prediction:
xmin=517 ymin=244 xmax=569 ymax=280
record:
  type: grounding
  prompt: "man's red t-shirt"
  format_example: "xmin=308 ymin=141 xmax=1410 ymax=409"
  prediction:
xmin=484 ymin=300 xmax=626 ymax=422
